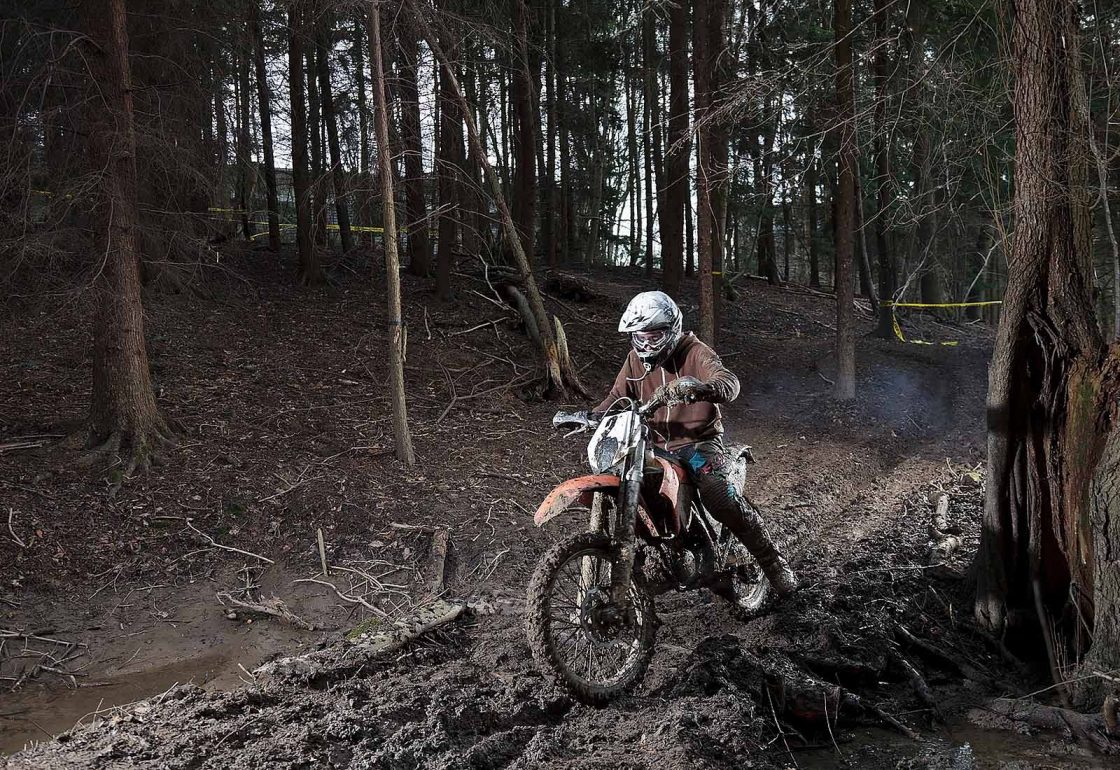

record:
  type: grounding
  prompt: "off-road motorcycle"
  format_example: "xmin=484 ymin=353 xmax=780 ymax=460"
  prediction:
xmin=526 ymin=379 xmax=770 ymax=705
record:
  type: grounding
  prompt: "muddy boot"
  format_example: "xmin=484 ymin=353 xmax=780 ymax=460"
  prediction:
xmin=728 ymin=505 xmax=800 ymax=598
xmin=753 ymin=546 xmax=800 ymax=598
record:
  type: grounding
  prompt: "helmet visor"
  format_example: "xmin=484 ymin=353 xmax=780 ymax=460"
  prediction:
xmin=632 ymin=329 xmax=670 ymax=353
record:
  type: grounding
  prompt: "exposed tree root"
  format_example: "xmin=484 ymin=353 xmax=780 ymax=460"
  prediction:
xmin=77 ymin=420 xmax=176 ymax=484
xmin=889 ymin=649 xmax=943 ymax=723
xmin=969 ymin=697 xmax=1117 ymax=754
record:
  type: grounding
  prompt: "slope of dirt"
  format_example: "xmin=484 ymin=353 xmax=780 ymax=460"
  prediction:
xmin=2 ymin=252 xmax=1108 ymax=767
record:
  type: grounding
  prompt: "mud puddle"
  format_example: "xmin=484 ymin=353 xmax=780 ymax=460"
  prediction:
xmin=0 ymin=569 xmax=341 ymax=755
xmin=1 ymin=651 xmax=232 ymax=754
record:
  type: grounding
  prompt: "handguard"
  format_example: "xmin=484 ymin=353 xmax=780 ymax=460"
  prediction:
xmin=552 ymin=410 xmax=597 ymax=437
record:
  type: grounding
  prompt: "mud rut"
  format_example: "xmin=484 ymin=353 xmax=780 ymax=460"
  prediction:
xmin=5 ymin=269 xmax=1106 ymax=769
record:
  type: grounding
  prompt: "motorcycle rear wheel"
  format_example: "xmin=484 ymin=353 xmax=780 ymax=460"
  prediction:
xmin=526 ymin=532 xmax=656 ymax=705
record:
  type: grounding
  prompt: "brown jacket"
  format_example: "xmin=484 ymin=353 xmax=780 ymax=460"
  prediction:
xmin=595 ymin=332 xmax=740 ymax=450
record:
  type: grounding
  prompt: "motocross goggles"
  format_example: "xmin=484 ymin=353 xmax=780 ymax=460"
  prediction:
xmin=631 ymin=328 xmax=671 ymax=354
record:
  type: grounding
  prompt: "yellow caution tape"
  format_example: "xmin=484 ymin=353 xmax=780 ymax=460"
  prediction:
xmin=884 ymin=299 xmax=1001 ymax=346
xmin=883 ymin=300 xmax=1003 ymax=309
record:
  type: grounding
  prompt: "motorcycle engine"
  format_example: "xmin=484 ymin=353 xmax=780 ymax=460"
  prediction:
xmin=636 ymin=544 xmax=703 ymax=593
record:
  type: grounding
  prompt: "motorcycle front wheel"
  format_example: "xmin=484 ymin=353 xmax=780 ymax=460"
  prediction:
xmin=526 ymin=532 xmax=656 ymax=705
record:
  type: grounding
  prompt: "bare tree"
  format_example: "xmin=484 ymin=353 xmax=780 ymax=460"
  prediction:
xmin=833 ymin=0 xmax=856 ymax=399
xmin=250 ymin=0 xmax=281 ymax=251
xmin=369 ymin=0 xmax=415 ymax=466
xmin=80 ymin=0 xmax=173 ymax=472
xmin=289 ymin=1 xmax=321 ymax=284
xmin=316 ymin=8 xmax=354 ymax=253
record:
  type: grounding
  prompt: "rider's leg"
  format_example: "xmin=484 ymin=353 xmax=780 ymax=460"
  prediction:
xmin=680 ymin=441 xmax=799 ymax=597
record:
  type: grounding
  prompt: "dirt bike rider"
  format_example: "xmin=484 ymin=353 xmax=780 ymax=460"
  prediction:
xmin=590 ymin=290 xmax=799 ymax=598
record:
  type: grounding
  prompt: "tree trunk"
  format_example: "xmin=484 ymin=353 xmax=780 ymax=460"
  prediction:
xmin=644 ymin=5 xmax=665 ymax=280
xmin=249 ymin=1 xmax=281 ymax=251
xmin=369 ymin=0 xmax=415 ymax=466
xmin=544 ymin=0 xmax=558 ymax=265
xmin=306 ymin=44 xmax=327 ymax=246
xmin=397 ymin=14 xmax=431 ymax=276
xmin=236 ymin=41 xmax=254 ymax=240
xmin=834 ymin=0 xmax=856 ymax=400
xmin=289 ymin=2 xmax=321 ymax=284
xmin=694 ymin=0 xmax=715 ymax=343
xmin=435 ymin=5 xmax=462 ymax=299
xmin=353 ymin=17 xmax=374 ymax=241
xmin=661 ymin=0 xmax=688 ymax=295
xmin=975 ymin=1 xmax=1118 ymax=701
xmin=407 ymin=0 xmax=586 ymax=399
xmin=316 ymin=10 xmax=354 ymax=253
xmin=873 ymin=0 xmax=896 ymax=337
xmin=81 ymin=0 xmax=171 ymax=470
xmin=806 ymin=154 xmax=820 ymax=288
xmin=511 ymin=0 xmax=538 ymax=263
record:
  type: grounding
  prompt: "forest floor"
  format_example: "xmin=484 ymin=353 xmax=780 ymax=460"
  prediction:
xmin=0 ymin=249 xmax=1110 ymax=768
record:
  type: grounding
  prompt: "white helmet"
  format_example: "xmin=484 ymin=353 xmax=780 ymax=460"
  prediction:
xmin=619 ymin=291 xmax=683 ymax=367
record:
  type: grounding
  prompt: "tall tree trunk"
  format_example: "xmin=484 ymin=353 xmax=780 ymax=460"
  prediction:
xmin=369 ymin=0 xmax=415 ymax=466
xmin=306 ymin=44 xmax=327 ymax=246
xmin=435 ymin=5 xmax=462 ymax=299
xmin=289 ymin=2 xmax=321 ymax=284
xmin=834 ymin=0 xmax=857 ymax=400
xmin=755 ymin=101 xmax=783 ymax=285
xmin=872 ymin=0 xmax=896 ymax=336
xmin=316 ymin=10 xmax=354 ymax=252
xmin=544 ymin=0 xmax=558 ymax=265
xmin=644 ymin=5 xmax=665 ymax=279
xmin=975 ymin=0 xmax=1120 ymax=704
xmin=408 ymin=0 xmax=586 ymax=398
xmin=81 ymin=0 xmax=171 ymax=469
xmin=214 ymin=61 xmax=229 ymax=204
xmin=661 ymin=0 xmax=688 ymax=294
xmin=806 ymin=153 xmax=820 ymax=288
xmin=250 ymin=0 xmax=281 ymax=251
xmin=693 ymin=0 xmax=715 ymax=343
xmin=236 ymin=42 xmax=254 ymax=240
xmin=625 ymin=71 xmax=640 ymax=268
xmin=397 ymin=15 xmax=431 ymax=276
xmin=511 ymin=0 xmax=538 ymax=262
xmin=353 ymin=17 xmax=373 ymax=240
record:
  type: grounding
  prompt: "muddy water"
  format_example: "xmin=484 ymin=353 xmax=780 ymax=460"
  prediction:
xmin=1 ymin=652 xmax=233 ymax=754
xmin=0 ymin=573 xmax=339 ymax=756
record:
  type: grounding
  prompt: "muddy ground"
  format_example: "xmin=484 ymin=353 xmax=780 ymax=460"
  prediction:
xmin=0 ymin=251 xmax=1110 ymax=767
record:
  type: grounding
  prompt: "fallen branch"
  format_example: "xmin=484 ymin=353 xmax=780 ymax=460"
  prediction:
xmin=292 ymin=577 xmax=389 ymax=619
xmin=895 ymin=624 xmax=993 ymax=686
xmin=256 ymin=600 xmax=465 ymax=682
xmin=216 ymin=592 xmax=314 ymax=631
xmin=7 ymin=509 xmax=27 ymax=548
xmin=184 ymin=519 xmax=274 ymax=564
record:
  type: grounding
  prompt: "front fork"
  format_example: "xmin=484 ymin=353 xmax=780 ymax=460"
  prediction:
xmin=609 ymin=435 xmax=645 ymax=607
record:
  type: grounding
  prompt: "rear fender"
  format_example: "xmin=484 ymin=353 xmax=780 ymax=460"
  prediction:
xmin=534 ymin=475 xmax=620 ymax=527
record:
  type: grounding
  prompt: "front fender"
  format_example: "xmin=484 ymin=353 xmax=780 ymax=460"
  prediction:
xmin=534 ymin=475 xmax=620 ymax=527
